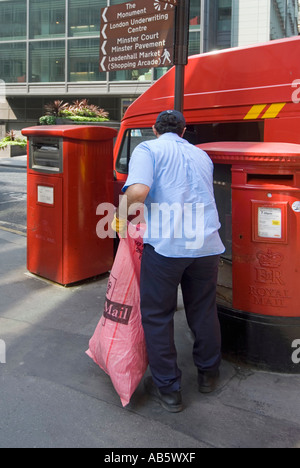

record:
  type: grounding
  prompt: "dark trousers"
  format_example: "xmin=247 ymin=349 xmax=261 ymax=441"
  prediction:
xmin=140 ymin=244 xmax=222 ymax=393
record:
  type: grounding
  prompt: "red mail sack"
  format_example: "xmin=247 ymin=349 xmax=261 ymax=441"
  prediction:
xmin=86 ymin=223 xmax=148 ymax=407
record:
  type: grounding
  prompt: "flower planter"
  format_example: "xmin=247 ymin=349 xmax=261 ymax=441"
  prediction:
xmin=0 ymin=144 xmax=27 ymax=158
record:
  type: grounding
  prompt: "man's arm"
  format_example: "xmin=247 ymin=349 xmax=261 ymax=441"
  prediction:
xmin=117 ymin=183 xmax=150 ymax=219
xmin=112 ymin=183 xmax=150 ymax=237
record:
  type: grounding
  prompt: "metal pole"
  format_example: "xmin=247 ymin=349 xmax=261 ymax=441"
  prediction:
xmin=174 ymin=65 xmax=185 ymax=113
xmin=174 ymin=0 xmax=190 ymax=112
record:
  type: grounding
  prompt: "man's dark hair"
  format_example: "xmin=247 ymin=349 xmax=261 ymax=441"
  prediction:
xmin=154 ymin=113 xmax=185 ymax=136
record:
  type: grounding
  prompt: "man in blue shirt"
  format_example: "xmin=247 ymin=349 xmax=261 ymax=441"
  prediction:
xmin=114 ymin=110 xmax=225 ymax=413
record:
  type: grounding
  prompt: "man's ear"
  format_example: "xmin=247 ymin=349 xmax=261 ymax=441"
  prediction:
xmin=152 ymin=125 xmax=160 ymax=138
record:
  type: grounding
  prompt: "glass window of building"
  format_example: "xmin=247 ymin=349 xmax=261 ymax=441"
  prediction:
xmin=189 ymin=0 xmax=201 ymax=55
xmin=216 ymin=0 xmax=232 ymax=49
xmin=153 ymin=66 xmax=169 ymax=81
xmin=0 ymin=0 xmax=26 ymax=41
xmin=69 ymin=39 xmax=106 ymax=81
xmin=190 ymin=0 xmax=201 ymax=27
xmin=30 ymin=41 xmax=65 ymax=82
xmin=0 ymin=43 xmax=26 ymax=83
xmin=29 ymin=0 xmax=65 ymax=39
xmin=218 ymin=0 xmax=232 ymax=33
xmin=109 ymin=68 xmax=152 ymax=82
xmin=69 ymin=0 xmax=106 ymax=37
xmin=109 ymin=0 xmax=127 ymax=5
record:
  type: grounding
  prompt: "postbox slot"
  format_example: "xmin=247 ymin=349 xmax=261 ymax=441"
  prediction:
xmin=30 ymin=137 xmax=63 ymax=173
xmin=247 ymin=173 xmax=294 ymax=186
xmin=213 ymin=164 xmax=232 ymax=260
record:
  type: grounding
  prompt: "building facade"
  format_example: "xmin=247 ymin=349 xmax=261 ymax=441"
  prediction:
xmin=0 ymin=0 xmax=298 ymax=132
xmin=202 ymin=0 xmax=299 ymax=50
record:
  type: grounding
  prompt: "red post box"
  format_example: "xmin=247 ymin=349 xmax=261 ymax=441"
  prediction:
xmin=198 ymin=142 xmax=300 ymax=373
xmin=230 ymin=143 xmax=300 ymax=318
xmin=22 ymin=125 xmax=117 ymax=286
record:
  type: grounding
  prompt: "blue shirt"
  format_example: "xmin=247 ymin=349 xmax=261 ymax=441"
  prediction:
xmin=123 ymin=133 xmax=225 ymax=258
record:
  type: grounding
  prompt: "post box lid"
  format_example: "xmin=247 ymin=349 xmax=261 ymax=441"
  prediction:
xmin=197 ymin=141 xmax=300 ymax=165
xmin=22 ymin=125 xmax=117 ymax=141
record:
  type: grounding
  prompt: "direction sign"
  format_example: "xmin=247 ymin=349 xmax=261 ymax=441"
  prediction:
xmin=100 ymin=0 xmax=176 ymax=72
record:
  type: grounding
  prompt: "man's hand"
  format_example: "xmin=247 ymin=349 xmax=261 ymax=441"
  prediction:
xmin=111 ymin=213 xmax=127 ymax=238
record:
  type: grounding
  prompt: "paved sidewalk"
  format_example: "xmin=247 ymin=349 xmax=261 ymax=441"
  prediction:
xmin=0 ymin=228 xmax=300 ymax=448
xmin=0 ymin=155 xmax=27 ymax=169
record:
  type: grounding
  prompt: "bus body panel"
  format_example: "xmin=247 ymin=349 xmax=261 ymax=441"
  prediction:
xmin=112 ymin=36 xmax=300 ymax=372
xmin=114 ymin=36 xmax=300 ymax=182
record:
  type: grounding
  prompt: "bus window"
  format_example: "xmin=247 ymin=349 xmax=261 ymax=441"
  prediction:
xmin=116 ymin=121 xmax=264 ymax=174
xmin=116 ymin=128 xmax=155 ymax=174
xmin=184 ymin=121 xmax=264 ymax=145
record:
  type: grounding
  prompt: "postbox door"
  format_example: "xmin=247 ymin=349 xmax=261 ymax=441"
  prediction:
xmin=27 ymin=174 xmax=63 ymax=283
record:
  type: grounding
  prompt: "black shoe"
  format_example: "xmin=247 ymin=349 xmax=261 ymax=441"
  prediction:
xmin=144 ymin=377 xmax=183 ymax=413
xmin=198 ymin=370 xmax=220 ymax=394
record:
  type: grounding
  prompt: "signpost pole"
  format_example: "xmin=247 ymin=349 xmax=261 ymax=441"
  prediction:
xmin=174 ymin=65 xmax=185 ymax=114
xmin=174 ymin=0 xmax=190 ymax=113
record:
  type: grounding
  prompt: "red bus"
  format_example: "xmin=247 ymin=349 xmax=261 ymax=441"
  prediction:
xmin=114 ymin=35 xmax=300 ymax=185
xmin=112 ymin=36 xmax=300 ymax=373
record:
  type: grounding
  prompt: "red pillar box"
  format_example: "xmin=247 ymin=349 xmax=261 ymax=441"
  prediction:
xmin=22 ymin=125 xmax=117 ymax=286
xmin=198 ymin=142 xmax=300 ymax=372
xmin=230 ymin=143 xmax=300 ymax=318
